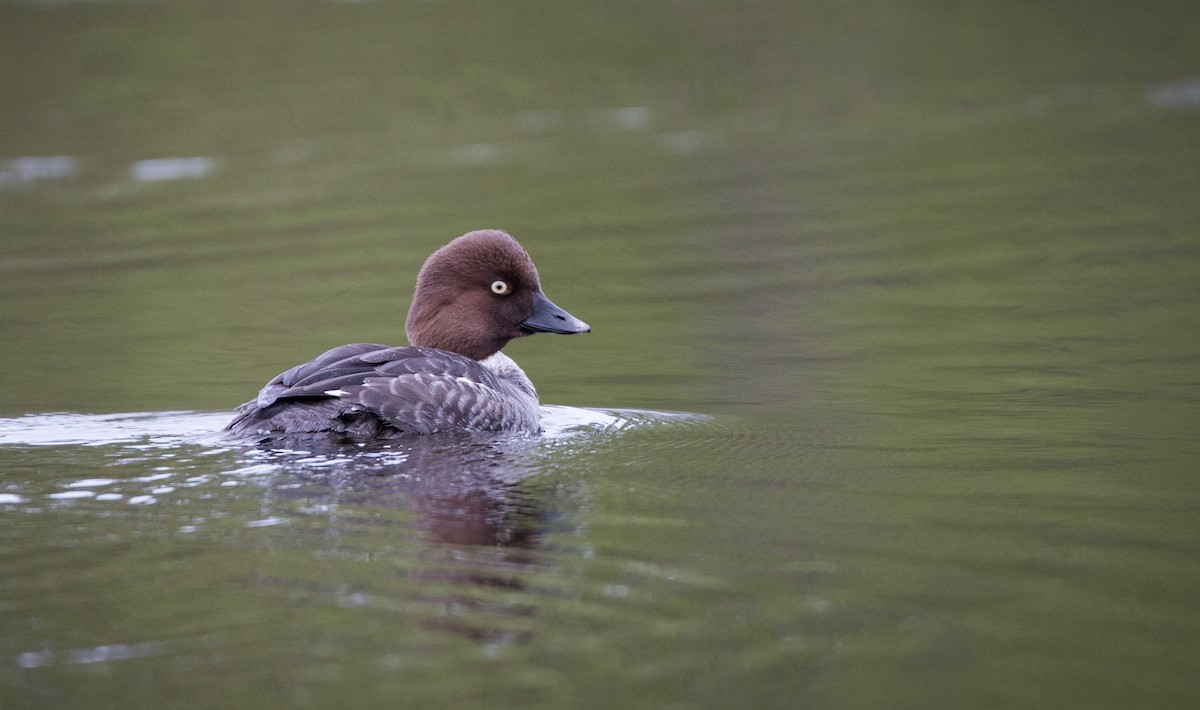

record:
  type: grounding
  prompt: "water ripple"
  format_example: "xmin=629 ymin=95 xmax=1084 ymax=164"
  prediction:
xmin=0 ymin=406 xmax=712 ymax=512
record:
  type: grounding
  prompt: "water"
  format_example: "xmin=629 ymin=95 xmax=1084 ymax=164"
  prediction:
xmin=3 ymin=1 xmax=1199 ymax=708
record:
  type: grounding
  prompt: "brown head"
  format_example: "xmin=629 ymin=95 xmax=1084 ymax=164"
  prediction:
xmin=404 ymin=230 xmax=590 ymax=360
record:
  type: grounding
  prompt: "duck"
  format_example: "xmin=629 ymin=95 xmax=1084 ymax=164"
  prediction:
xmin=223 ymin=229 xmax=590 ymax=444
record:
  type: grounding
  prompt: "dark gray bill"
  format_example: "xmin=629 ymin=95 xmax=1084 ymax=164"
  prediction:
xmin=520 ymin=291 xmax=591 ymax=334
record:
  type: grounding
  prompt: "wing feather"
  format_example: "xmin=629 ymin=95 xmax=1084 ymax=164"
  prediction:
xmin=235 ymin=343 xmax=529 ymax=437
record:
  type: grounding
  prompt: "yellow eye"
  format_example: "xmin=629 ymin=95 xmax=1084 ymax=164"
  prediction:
xmin=490 ymin=280 xmax=511 ymax=295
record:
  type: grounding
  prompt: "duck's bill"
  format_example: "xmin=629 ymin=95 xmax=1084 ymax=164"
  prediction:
xmin=520 ymin=291 xmax=591 ymax=335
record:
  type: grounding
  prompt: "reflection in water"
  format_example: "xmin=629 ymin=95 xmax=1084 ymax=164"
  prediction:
xmin=0 ymin=156 xmax=76 ymax=186
xmin=129 ymin=157 xmax=218 ymax=182
xmin=1146 ymin=76 xmax=1200 ymax=109
xmin=0 ymin=407 xmax=701 ymax=655
xmin=247 ymin=433 xmax=558 ymax=646
xmin=259 ymin=431 xmax=555 ymax=546
xmin=17 ymin=641 xmax=164 ymax=670
xmin=602 ymin=106 xmax=652 ymax=131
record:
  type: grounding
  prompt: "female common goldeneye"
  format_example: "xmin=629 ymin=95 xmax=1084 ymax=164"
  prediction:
xmin=224 ymin=230 xmax=590 ymax=443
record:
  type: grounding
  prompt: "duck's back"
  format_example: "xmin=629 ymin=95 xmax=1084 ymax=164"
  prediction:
xmin=225 ymin=343 xmax=542 ymax=444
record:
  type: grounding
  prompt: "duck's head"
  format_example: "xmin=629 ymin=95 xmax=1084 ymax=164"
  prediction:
xmin=404 ymin=229 xmax=590 ymax=361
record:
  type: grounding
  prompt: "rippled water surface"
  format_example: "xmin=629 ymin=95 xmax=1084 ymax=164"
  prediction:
xmin=3 ymin=1 xmax=1199 ymax=708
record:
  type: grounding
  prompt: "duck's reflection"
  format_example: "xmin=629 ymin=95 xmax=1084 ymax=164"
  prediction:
xmin=295 ymin=431 xmax=558 ymax=545
xmin=249 ymin=432 xmax=575 ymax=647
xmin=410 ymin=478 xmax=542 ymax=549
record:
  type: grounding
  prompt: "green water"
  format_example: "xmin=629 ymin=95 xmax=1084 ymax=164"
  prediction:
xmin=2 ymin=1 xmax=1199 ymax=708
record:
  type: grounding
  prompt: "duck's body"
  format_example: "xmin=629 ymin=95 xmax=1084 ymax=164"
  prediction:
xmin=224 ymin=230 xmax=589 ymax=444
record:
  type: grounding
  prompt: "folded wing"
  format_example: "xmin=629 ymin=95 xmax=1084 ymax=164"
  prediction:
xmin=230 ymin=343 xmax=529 ymax=438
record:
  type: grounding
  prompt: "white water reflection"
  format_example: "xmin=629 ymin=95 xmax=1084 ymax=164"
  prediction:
xmin=0 ymin=156 xmax=76 ymax=186
xmin=0 ymin=406 xmax=698 ymax=449
xmin=0 ymin=410 xmax=231 ymax=447
xmin=17 ymin=641 xmax=165 ymax=669
xmin=604 ymin=106 xmax=652 ymax=131
xmin=129 ymin=156 xmax=217 ymax=182
xmin=65 ymin=477 xmax=118 ymax=488
xmin=47 ymin=490 xmax=95 ymax=500
xmin=0 ymin=407 xmax=708 ymax=511
xmin=1146 ymin=77 xmax=1200 ymax=109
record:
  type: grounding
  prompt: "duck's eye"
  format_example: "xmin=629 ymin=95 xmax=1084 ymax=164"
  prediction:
xmin=490 ymin=280 xmax=511 ymax=295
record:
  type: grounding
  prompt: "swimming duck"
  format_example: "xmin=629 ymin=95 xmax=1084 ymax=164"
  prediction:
xmin=224 ymin=230 xmax=590 ymax=443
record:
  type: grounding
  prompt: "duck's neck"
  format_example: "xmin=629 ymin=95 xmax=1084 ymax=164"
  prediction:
xmin=479 ymin=351 xmax=537 ymax=401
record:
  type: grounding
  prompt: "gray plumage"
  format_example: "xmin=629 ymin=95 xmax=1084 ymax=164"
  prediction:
xmin=226 ymin=344 xmax=541 ymax=443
